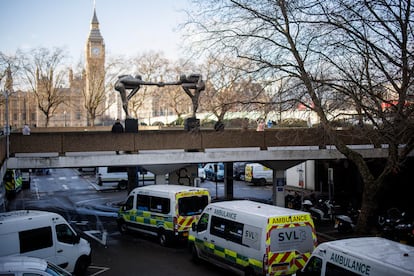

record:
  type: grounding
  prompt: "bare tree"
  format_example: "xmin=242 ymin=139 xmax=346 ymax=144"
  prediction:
xmin=83 ymin=60 xmax=105 ymax=126
xmin=201 ymin=55 xmax=265 ymax=123
xmin=82 ymin=55 xmax=125 ymax=126
xmin=21 ymin=47 xmax=67 ymax=127
xmin=128 ymin=51 xmax=170 ymax=120
xmin=183 ymin=0 xmax=414 ymax=234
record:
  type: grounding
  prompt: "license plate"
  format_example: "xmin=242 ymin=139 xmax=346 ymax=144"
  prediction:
xmin=272 ymin=264 xmax=288 ymax=272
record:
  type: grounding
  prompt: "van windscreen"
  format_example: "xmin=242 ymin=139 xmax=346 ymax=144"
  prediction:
xmin=178 ymin=195 xmax=209 ymax=216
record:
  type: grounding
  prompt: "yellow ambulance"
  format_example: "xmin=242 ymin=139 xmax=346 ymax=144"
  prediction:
xmin=117 ymin=184 xmax=210 ymax=246
xmin=4 ymin=169 xmax=23 ymax=199
xmin=189 ymin=200 xmax=317 ymax=275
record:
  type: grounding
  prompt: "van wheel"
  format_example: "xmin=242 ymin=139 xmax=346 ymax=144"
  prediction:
xmin=118 ymin=181 xmax=127 ymax=190
xmin=74 ymin=255 xmax=89 ymax=276
xmin=259 ymin=178 xmax=267 ymax=186
xmin=158 ymin=230 xmax=168 ymax=246
xmin=191 ymin=244 xmax=200 ymax=264
xmin=118 ymin=220 xmax=128 ymax=234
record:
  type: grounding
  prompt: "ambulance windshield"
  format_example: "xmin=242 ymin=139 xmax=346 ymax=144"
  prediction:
xmin=178 ymin=195 xmax=209 ymax=216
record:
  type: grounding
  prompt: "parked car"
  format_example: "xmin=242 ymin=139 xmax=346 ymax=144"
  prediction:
xmin=203 ymin=163 xmax=224 ymax=181
xmin=233 ymin=162 xmax=247 ymax=181
xmin=0 ymin=256 xmax=72 ymax=276
xmin=198 ymin=164 xmax=206 ymax=182
xmin=21 ymin=169 xmax=32 ymax=189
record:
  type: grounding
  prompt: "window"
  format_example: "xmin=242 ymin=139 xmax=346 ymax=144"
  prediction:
xmin=56 ymin=223 xmax=77 ymax=244
xmin=125 ymin=196 xmax=135 ymax=211
xmin=178 ymin=195 xmax=209 ymax=216
xmin=19 ymin=226 xmax=53 ymax=253
xmin=197 ymin=213 xmax=209 ymax=232
xmin=210 ymin=216 xmax=244 ymax=244
xmin=137 ymin=195 xmax=149 ymax=211
xmin=150 ymin=196 xmax=170 ymax=214
xmin=302 ymin=256 xmax=323 ymax=275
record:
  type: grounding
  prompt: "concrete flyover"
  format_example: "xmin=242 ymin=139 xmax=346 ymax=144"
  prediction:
xmin=2 ymin=127 xmax=399 ymax=173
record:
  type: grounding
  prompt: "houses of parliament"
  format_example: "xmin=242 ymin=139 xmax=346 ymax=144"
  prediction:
xmin=0 ymin=9 xmax=119 ymax=129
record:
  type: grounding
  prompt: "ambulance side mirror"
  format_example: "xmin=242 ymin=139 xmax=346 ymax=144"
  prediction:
xmin=192 ymin=222 xmax=197 ymax=232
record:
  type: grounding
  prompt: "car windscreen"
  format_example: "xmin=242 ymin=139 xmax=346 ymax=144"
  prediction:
xmin=178 ymin=195 xmax=209 ymax=216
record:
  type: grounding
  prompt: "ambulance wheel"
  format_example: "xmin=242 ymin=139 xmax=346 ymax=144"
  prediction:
xmin=158 ymin=230 xmax=168 ymax=246
xmin=118 ymin=220 xmax=128 ymax=234
xmin=191 ymin=244 xmax=200 ymax=264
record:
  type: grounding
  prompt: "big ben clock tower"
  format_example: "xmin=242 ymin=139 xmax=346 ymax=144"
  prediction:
xmin=85 ymin=7 xmax=105 ymax=125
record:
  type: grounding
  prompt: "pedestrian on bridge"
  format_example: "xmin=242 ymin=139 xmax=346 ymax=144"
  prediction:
xmin=22 ymin=124 xmax=31 ymax=135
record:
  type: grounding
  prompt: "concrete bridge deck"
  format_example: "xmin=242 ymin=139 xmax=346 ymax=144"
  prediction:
xmin=0 ymin=127 xmax=396 ymax=171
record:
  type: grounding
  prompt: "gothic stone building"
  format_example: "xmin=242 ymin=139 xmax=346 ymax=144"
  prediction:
xmin=0 ymin=8 xmax=106 ymax=129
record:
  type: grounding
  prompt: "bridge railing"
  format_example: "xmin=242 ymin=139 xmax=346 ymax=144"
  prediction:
xmin=6 ymin=128 xmax=383 ymax=156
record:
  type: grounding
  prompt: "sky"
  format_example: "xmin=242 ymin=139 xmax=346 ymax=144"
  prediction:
xmin=0 ymin=0 xmax=192 ymax=64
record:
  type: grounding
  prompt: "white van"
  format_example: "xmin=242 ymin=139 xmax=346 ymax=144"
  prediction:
xmin=0 ymin=210 xmax=91 ymax=275
xmin=297 ymin=237 xmax=414 ymax=276
xmin=0 ymin=256 xmax=72 ymax=276
xmin=96 ymin=166 xmax=156 ymax=189
xmin=117 ymin=184 xmax=211 ymax=246
xmin=245 ymin=163 xmax=273 ymax=185
xmin=189 ymin=200 xmax=317 ymax=276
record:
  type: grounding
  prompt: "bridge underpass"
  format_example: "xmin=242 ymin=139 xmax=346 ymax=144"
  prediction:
xmin=1 ymin=128 xmax=401 ymax=206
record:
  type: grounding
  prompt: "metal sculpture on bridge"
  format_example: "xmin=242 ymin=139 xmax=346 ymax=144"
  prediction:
xmin=114 ymin=74 xmax=205 ymax=119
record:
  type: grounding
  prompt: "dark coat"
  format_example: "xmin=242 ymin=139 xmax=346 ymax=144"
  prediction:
xmin=111 ymin=122 xmax=124 ymax=133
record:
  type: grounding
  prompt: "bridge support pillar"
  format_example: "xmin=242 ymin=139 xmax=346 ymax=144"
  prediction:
xmin=155 ymin=174 xmax=167 ymax=184
xmin=224 ymin=162 xmax=234 ymax=200
xmin=127 ymin=166 xmax=138 ymax=193
xmin=273 ymin=170 xmax=286 ymax=207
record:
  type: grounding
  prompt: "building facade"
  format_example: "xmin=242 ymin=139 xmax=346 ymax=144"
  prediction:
xmin=0 ymin=8 xmax=106 ymax=129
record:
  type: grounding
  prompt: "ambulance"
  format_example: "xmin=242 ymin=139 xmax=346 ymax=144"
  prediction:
xmin=117 ymin=184 xmax=210 ymax=246
xmin=4 ymin=169 xmax=23 ymax=199
xmin=297 ymin=237 xmax=414 ymax=276
xmin=189 ymin=200 xmax=317 ymax=276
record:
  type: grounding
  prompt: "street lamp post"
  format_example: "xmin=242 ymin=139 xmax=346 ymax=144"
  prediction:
xmin=2 ymin=88 xmax=10 ymax=158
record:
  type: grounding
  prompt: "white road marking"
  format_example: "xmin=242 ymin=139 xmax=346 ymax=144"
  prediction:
xmin=88 ymin=266 xmax=110 ymax=276
xmin=62 ymin=184 xmax=69 ymax=190
xmin=33 ymin=181 xmax=40 ymax=200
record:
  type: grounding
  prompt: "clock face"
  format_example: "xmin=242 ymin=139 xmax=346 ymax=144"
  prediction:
xmin=92 ymin=47 xmax=100 ymax=56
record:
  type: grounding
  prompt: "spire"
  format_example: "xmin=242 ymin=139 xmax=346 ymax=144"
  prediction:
xmin=88 ymin=7 xmax=103 ymax=42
